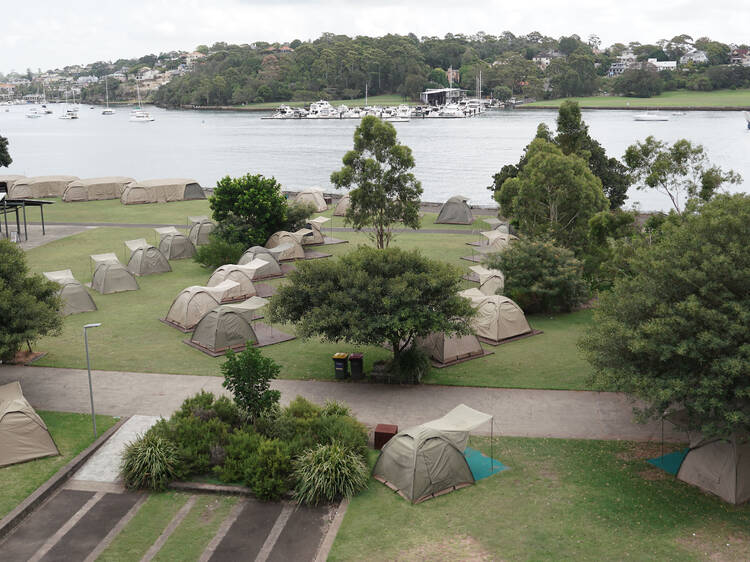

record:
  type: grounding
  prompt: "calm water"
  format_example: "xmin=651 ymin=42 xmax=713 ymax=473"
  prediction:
xmin=2 ymin=104 xmax=748 ymax=210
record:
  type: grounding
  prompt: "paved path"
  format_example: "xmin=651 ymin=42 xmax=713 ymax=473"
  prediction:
xmin=0 ymin=365 xmax=683 ymax=442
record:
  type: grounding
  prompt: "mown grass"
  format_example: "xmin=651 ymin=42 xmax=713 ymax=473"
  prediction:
xmin=0 ymin=411 xmax=117 ymax=519
xmin=525 ymin=88 xmax=750 ymax=108
xmin=26 ymin=225 xmax=595 ymax=389
xmin=330 ymin=437 xmax=750 ymax=561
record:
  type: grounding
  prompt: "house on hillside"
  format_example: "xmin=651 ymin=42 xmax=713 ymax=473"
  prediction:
xmin=680 ymin=50 xmax=709 ymax=65
xmin=0 ymin=83 xmax=15 ymax=100
xmin=647 ymin=58 xmax=677 ymax=71
xmin=185 ymin=51 xmax=206 ymax=66
xmin=730 ymin=48 xmax=750 ymax=66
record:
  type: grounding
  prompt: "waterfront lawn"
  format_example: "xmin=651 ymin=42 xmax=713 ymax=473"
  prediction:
xmin=26 ymin=226 xmax=594 ymax=390
xmin=525 ymin=88 xmax=750 ymax=109
xmin=330 ymin=437 xmax=750 ymax=561
xmin=0 ymin=411 xmax=117 ymax=519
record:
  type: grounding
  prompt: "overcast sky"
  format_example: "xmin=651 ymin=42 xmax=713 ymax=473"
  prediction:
xmin=2 ymin=0 xmax=747 ymax=74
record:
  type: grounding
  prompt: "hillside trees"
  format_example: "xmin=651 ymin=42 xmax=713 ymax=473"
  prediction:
xmin=0 ymin=134 xmax=10 ymax=167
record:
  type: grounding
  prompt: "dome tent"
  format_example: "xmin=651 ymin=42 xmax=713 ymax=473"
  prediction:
xmin=436 ymin=195 xmax=474 ymax=225
xmin=459 ymin=289 xmax=531 ymax=344
xmin=62 ymin=177 xmax=134 ymax=202
xmin=476 ymin=231 xmax=518 ymax=254
xmin=124 ymin=238 xmax=150 ymax=258
xmin=127 ymin=245 xmax=172 ymax=276
xmin=120 ymin=178 xmax=205 ymax=205
xmin=8 ymin=175 xmax=78 ymax=199
xmin=302 ymin=216 xmax=330 ymax=245
xmin=241 ymin=257 xmax=282 ymax=280
xmin=186 ymin=305 xmax=261 ymax=356
xmin=416 ymin=332 xmax=486 ymax=367
xmin=333 ymin=193 xmax=350 ymax=216
xmin=162 ymin=281 xmax=240 ymax=332
xmin=293 ymin=188 xmax=327 ymax=212
xmin=0 ymin=175 xmax=25 ymax=194
xmin=265 ymin=231 xmax=305 ymax=261
xmin=238 ymin=246 xmax=278 ymax=266
xmin=469 ymin=265 xmax=504 ymax=296
xmin=43 ymin=270 xmax=97 ymax=316
xmin=159 ymin=233 xmax=196 ymax=260
xmin=0 ymin=382 xmax=59 ymax=467
xmin=207 ymin=264 xmax=258 ymax=301
xmin=188 ymin=217 xmax=215 ymax=247
xmin=91 ymin=263 xmax=139 ymax=294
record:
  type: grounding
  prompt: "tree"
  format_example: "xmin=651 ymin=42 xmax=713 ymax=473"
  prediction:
xmin=330 ymin=116 xmax=422 ymax=249
xmin=269 ymin=246 xmax=475 ymax=363
xmin=208 ymin=173 xmax=288 ymax=247
xmin=613 ymin=68 xmax=663 ymax=97
xmin=624 ymin=136 xmax=741 ymax=214
xmin=496 ymin=138 xmax=609 ymax=252
xmin=0 ymin=134 xmax=11 ymax=168
xmin=0 ymin=240 xmax=63 ymax=361
xmin=580 ymin=194 xmax=750 ymax=438
xmin=221 ymin=346 xmax=281 ymax=421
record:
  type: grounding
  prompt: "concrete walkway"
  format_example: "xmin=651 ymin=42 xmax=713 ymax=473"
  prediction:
xmin=0 ymin=365 xmax=683 ymax=442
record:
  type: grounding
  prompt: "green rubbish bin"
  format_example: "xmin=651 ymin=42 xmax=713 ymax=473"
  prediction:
xmin=333 ymin=353 xmax=349 ymax=379
xmin=349 ymin=353 xmax=364 ymax=380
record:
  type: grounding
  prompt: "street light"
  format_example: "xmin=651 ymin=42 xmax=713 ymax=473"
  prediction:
xmin=83 ymin=323 xmax=101 ymax=438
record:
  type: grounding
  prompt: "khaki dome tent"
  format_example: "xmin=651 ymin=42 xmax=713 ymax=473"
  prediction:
xmin=207 ymin=264 xmax=258 ymax=301
xmin=62 ymin=176 xmax=134 ymax=202
xmin=303 ymin=216 xmax=330 ymax=245
xmin=294 ymin=228 xmax=315 ymax=246
xmin=436 ymin=195 xmax=474 ymax=225
xmin=163 ymin=280 xmax=240 ymax=331
xmin=124 ymin=238 xmax=150 ymax=258
xmin=459 ymin=289 xmax=531 ymax=344
xmin=187 ymin=305 xmax=260 ymax=355
xmin=0 ymin=174 xmax=25 ymax=194
xmin=265 ymin=231 xmax=305 ymax=261
xmin=127 ymin=245 xmax=172 ymax=276
xmin=159 ymin=234 xmax=196 ymax=260
xmin=120 ymin=178 xmax=205 ymax=204
xmin=188 ymin=218 xmax=215 ymax=247
xmin=417 ymin=332 xmax=485 ymax=367
xmin=242 ymin=257 xmax=282 ymax=280
xmin=9 ymin=175 xmax=78 ymax=199
xmin=0 ymin=382 xmax=59 ymax=468
xmin=476 ymin=231 xmax=518 ymax=254
xmin=469 ymin=265 xmax=504 ymax=296
xmin=333 ymin=194 xmax=350 ymax=216
xmin=91 ymin=262 xmax=139 ymax=294
xmin=238 ymin=246 xmax=278 ymax=266
xmin=293 ymin=188 xmax=327 ymax=212
xmin=44 ymin=269 xmax=97 ymax=316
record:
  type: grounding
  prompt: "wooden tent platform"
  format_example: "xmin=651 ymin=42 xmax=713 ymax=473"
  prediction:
xmin=477 ymin=329 xmax=543 ymax=347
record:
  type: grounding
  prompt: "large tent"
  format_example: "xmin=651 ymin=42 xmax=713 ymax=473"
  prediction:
xmin=436 ymin=195 xmax=473 ymax=225
xmin=127 ymin=245 xmax=172 ymax=276
xmin=293 ymin=188 xmax=327 ymax=212
xmin=120 ymin=178 xmax=205 ymax=205
xmin=90 ymin=252 xmax=120 ymax=268
xmin=159 ymin=233 xmax=196 ymax=260
xmin=459 ymin=289 xmax=531 ymax=344
xmin=43 ymin=269 xmax=97 ymax=316
xmin=303 ymin=216 xmax=330 ymax=245
xmin=333 ymin=194 xmax=350 ymax=216
xmin=373 ymin=405 xmax=493 ymax=503
xmin=241 ymin=257 xmax=282 ymax=280
xmin=238 ymin=246 xmax=278 ymax=266
xmin=0 ymin=175 xmax=26 ymax=194
xmin=476 ymin=231 xmax=518 ymax=254
xmin=207 ymin=264 xmax=258 ymax=301
xmin=676 ymin=435 xmax=750 ymax=505
xmin=62 ymin=177 xmax=134 ymax=202
xmin=416 ymin=332 xmax=486 ymax=367
xmin=91 ymin=262 xmax=140 ymax=294
xmin=294 ymin=228 xmax=316 ymax=246
xmin=163 ymin=281 xmax=240 ymax=331
xmin=8 ymin=175 xmax=79 ymax=199
xmin=188 ymin=218 xmax=215 ymax=247
xmin=469 ymin=265 xmax=505 ymax=296
xmin=222 ymin=296 xmax=268 ymax=322
xmin=265 ymin=231 xmax=305 ymax=261
xmin=0 ymin=382 xmax=59 ymax=468
xmin=124 ymin=238 xmax=149 ymax=258
xmin=187 ymin=305 xmax=260 ymax=355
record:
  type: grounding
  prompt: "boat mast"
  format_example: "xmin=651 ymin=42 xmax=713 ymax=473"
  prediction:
xmin=105 ymin=76 xmax=110 ymax=108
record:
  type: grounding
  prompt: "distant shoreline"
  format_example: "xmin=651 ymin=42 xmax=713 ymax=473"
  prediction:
xmin=518 ymin=105 xmax=750 ymax=111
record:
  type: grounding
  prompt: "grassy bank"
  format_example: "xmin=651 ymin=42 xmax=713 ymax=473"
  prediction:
xmin=0 ymin=411 xmax=117 ymax=519
xmin=331 ymin=437 xmax=750 ymax=561
xmin=524 ymin=88 xmax=750 ymax=109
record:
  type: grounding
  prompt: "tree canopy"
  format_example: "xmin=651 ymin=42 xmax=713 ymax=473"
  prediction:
xmin=0 ymin=134 xmax=11 ymax=168
xmin=580 ymin=194 xmax=750 ymax=438
xmin=330 ymin=116 xmax=422 ymax=249
xmin=268 ymin=246 xmax=474 ymax=361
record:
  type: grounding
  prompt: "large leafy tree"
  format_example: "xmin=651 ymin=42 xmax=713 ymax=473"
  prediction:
xmin=580 ymin=194 xmax=750 ymax=438
xmin=0 ymin=134 xmax=11 ymax=168
xmin=330 ymin=116 xmax=422 ymax=249
xmin=496 ymin=138 xmax=609 ymax=252
xmin=269 ymin=246 xmax=474 ymax=361
xmin=0 ymin=240 xmax=63 ymax=361
xmin=624 ymin=136 xmax=741 ymax=214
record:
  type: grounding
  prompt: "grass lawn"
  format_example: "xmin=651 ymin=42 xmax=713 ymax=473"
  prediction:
xmin=331 ymin=438 xmax=750 ymax=561
xmin=524 ymin=88 xmax=750 ymax=109
xmin=26 ymin=225 xmax=594 ymax=390
xmin=0 ymin=411 xmax=117 ymax=519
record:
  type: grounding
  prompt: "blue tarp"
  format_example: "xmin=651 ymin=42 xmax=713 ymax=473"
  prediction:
xmin=464 ymin=447 xmax=509 ymax=481
xmin=647 ymin=448 xmax=689 ymax=475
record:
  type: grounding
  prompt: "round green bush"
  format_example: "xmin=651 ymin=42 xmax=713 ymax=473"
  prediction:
xmin=120 ymin=433 xmax=180 ymax=491
xmin=293 ymin=443 xmax=369 ymax=506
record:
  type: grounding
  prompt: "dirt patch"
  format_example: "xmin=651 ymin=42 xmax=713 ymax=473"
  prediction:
xmin=11 ymin=350 xmax=47 ymax=365
xmin=199 ymin=498 xmax=222 ymax=524
xmin=616 ymin=442 xmax=679 ymax=462
xmin=397 ymin=536 xmax=496 ymax=562
xmin=676 ymin=527 xmax=750 ymax=561
xmin=638 ymin=467 xmax=670 ymax=481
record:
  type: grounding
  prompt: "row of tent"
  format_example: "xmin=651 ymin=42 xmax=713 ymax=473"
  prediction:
xmin=0 ymin=175 xmax=205 ymax=204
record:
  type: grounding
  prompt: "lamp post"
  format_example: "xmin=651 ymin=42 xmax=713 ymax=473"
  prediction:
xmin=83 ymin=323 xmax=101 ymax=438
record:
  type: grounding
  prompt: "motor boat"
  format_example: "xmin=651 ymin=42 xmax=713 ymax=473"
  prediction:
xmin=266 ymin=105 xmax=297 ymax=119
xmin=439 ymin=103 xmax=466 ymax=118
xmin=59 ymin=109 xmax=79 ymax=120
xmin=306 ymin=100 xmax=339 ymax=119
xmin=634 ymin=112 xmax=669 ymax=122
xmin=130 ymin=109 xmax=154 ymax=122
xmin=396 ymin=104 xmax=411 ymax=119
xmin=26 ymin=108 xmax=43 ymax=118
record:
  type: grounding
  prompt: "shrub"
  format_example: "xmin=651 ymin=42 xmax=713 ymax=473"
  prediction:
xmin=243 ymin=438 xmax=293 ymax=500
xmin=120 ymin=433 xmax=180 ymax=491
xmin=284 ymin=202 xmax=316 ymax=232
xmin=194 ymin=235 xmax=245 ymax=269
xmin=315 ymin=416 xmax=369 ymax=460
xmin=486 ymin=238 xmax=588 ymax=314
xmin=321 ymin=400 xmax=352 ymax=417
xmin=221 ymin=347 xmax=281 ymax=421
xmin=284 ymin=396 xmax=321 ymax=419
xmin=215 ymin=427 xmax=262 ymax=483
xmin=293 ymin=443 xmax=369 ymax=505
xmin=391 ymin=346 xmax=431 ymax=384
xmin=211 ymin=395 xmax=245 ymax=427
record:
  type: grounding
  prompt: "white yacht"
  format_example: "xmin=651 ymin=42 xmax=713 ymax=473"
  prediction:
xmin=306 ymin=100 xmax=338 ymax=119
xmin=130 ymin=82 xmax=154 ymax=122
xmin=341 ymin=107 xmax=364 ymax=119
xmin=266 ymin=105 xmax=296 ymax=119
xmin=59 ymin=108 xmax=79 ymax=120
xmin=102 ymin=77 xmax=115 ymax=115
xmin=396 ymin=104 xmax=411 ymax=119
xmin=634 ymin=112 xmax=669 ymax=122
xmin=26 ymin=107 xmax=43 ymax=118
xmin=439 ymin=103 xmax=466 ymax=118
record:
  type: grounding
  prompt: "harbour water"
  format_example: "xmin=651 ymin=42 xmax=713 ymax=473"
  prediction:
xmin=2 ymin=104 xmax=748 ymax=211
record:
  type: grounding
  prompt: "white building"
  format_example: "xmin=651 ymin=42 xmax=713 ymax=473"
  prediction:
xmin=680 ymin=50 xmax=709 ymax=65
xmin=647 ymin=58 xmax=677 ymax=71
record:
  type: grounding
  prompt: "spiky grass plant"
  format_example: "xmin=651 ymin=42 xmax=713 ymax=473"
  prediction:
xmin=293 ymin=443 xmax=369 ymax=505
xmin=120 ymin=433 xmax=180 ymax=491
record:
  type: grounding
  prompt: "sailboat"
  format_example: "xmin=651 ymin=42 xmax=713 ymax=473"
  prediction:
xmin=129 ymin=81 xmax=154 ymax=122
xmin=59 ymin=90 xmax=79 ymax=120
xmin=102 ymin=76 xmax=115 ymax=115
